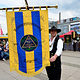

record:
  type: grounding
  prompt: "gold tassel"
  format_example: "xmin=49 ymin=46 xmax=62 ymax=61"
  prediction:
xmin=46 ymin=6 xmax=48 ymax=10
xmin=5 ymin=8 xmax=7 ymax=12
xmin=26 ymin=6 xmax=28 ymax=10
xmin=12 ymin=8 xmax=14 ymax=11
xmin=33 ymin=6 xmax=34 ymax=10
xmin=39 ymin=6 xmax=41 ymax=10
xmin=19 ymin=7 xmax=21 ymax=11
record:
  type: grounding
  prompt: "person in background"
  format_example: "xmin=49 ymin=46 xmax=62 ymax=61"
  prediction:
xmin=0 ymin=40 xmax=3 ymax=60
xmin=0 ymin=46 xmax=2 ymax=60
xmin=73 ymin=40 xmax=77 ymax=51
xmin=2 ymin=39 xmax=6 ymax=46
xmin=6 ymin=41 xmax=9 ymax=49
xmin=1 ymin=45 xmax=9 ymax=61
xmin=62 ymin=38 xmax=65 ymax=51
xmin=46 ymin=26 xmax=63 ymax=80
xmin=0 ymin=40 xmax=3 ymax=47
xmin=78 ymin=40 xmax=80 ymax=51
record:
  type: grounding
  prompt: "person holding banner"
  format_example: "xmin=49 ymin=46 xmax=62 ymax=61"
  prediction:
xmin=46 ymin=26 xmax=63 ymax=80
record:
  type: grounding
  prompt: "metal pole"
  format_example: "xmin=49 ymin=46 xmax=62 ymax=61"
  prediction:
xmin=24 ymin=0 xmax=29 ymax=10
xmin=25 ymin=0 xmax=28 ymax=6
xmin=0 ymin=5 xmax=58 ymax=10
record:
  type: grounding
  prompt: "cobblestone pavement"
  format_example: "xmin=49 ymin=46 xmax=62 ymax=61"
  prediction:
xmin=0 ymin=51 xmax=80 ymax=80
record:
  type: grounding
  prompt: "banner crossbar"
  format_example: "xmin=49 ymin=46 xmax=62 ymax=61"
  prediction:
xmin=0 ymin=5 xmax=58 ymax=10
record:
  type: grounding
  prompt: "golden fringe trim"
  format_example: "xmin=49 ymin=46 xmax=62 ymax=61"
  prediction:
xmin=10 ymin=63 xmax=50 ymax=77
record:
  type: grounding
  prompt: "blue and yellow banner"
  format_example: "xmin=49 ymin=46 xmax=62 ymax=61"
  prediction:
xmin=6 ymin=10 xmax=50 ymax=76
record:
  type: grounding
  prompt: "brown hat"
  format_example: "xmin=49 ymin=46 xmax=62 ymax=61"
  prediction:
xmin=49 ymin=26 xmax=61 ymax=33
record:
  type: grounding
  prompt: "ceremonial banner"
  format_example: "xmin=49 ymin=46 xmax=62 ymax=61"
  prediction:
xmin=6 ymin=10 xmax=50 ymax=76
xmin=72 ymin=31 xmax=77 ymax=40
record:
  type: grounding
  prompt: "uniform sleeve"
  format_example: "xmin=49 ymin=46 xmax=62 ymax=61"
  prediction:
xmin=55 ymin=39 xmax=63 ymax=56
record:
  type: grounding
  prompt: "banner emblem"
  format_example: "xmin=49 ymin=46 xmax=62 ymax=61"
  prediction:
xmin=20 ymin=35 xmax=38 ymax=52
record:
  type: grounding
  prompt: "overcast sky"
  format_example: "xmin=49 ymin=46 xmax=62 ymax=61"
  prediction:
xmin=0 ymin=0 xmax=80 ymax=34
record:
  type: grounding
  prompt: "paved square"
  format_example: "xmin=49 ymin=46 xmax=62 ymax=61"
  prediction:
xmin=0 ymin=51 xmax=80 ymax=80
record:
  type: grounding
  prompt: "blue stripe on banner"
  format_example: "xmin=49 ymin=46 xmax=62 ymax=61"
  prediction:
xmin=15 ymin=12 xmax=27 ymax=73
xmin=31 ymin=11 xmax=42 ymax=72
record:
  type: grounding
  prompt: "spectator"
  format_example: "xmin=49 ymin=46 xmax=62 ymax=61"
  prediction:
xmin=2 ymin=39 xmax=6 ymax=46
xmin=0 ymin=40 xmax=3 ymax=46
xmin=0 ymin=40 xmax=3 ymax=60
xmin=1 ymin=45 xmax=9 ymax=61
xmin=0 ymin=46 xmax=2 ymax=60
xmin=78 ymin=41 xmax=80 ymax=51
xmin=6 ymin=41 xmax=9 ymax=49
xmin=73 ymin=40 xmax=77 ymax=51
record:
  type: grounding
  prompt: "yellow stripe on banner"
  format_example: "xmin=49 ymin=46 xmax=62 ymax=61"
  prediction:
xmin=40 ymin=10 xmax=50 ymax=67
xmin=13 ymin=12 xmax=19 ymax=71
xmin=6 ymin=12 xmax=14 ymax=71
xmin=23 ymin=11 xmax=35 ymax=74
xmin=6 ymin=12 xmax=19 ymax=71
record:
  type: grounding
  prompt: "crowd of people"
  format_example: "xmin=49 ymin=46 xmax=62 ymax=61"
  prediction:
xmin=0 ymin=39 xmax=9 ymax=61
xmin=63 ymin=39 xmax=80 ymax=51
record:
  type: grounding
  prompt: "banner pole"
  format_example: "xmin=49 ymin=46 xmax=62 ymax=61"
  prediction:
xmin=24 ymin=0 xmax=29 ymax=10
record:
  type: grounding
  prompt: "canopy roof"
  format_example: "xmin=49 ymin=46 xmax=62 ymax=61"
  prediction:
xmin=59 ymin=30 xmax=74 ymax=38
